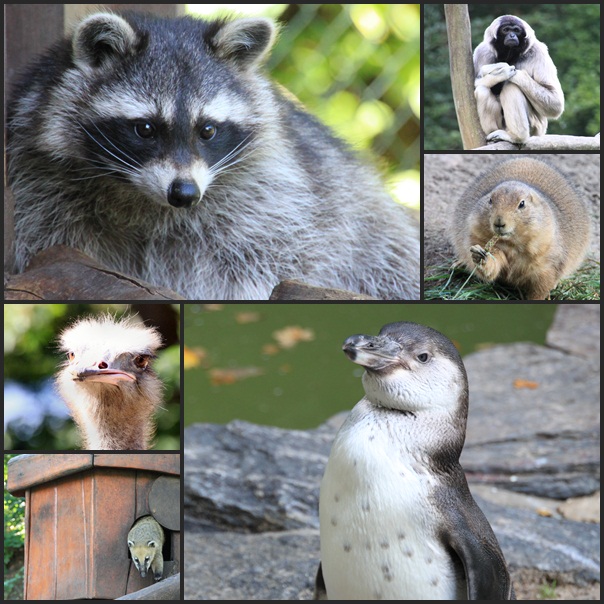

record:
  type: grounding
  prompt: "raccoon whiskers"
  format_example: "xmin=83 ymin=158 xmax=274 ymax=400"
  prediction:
xmin=209 ymin=135 xmax=254 ymax=179
xmin=79 ymin=122 xmax=143 ymax=175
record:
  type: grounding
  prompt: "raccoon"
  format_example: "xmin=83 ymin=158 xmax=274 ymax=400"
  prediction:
xmin=7 ymin=11 xmax=420 ymax=300
xmin=127 ymin=516 xmax=165 ymax=581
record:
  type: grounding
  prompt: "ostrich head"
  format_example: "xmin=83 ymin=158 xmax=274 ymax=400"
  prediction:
xmin=56 ymin=314 xmax=164 ymax=450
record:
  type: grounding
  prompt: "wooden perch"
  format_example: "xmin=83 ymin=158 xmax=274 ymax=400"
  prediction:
xmin=473 ymin=134 xmax=601 ymax=151
xmin=270 ymin=279 xmax=377 ymax=300
xmin=4 ymin=245 xmax=184 ymax=301
xmin=116 ymin=573 xmax=181 ymax=600
xmin=444 ymin=4 xmax=485 ymax=149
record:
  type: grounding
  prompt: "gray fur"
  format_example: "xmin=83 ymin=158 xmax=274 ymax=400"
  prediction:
xmin=7 ymin=12 xmax=419 ymax=300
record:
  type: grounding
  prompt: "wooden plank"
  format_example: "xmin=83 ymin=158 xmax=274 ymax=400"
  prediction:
xmin=7 ymin=454 xmax=93 ymax=496
xmin=55 ymin=473 xmax=89 ymax=599
xmin=94 ymin=453 xmax=180 ymax=476
xmin=25 ymin=482 xmax=58 ymax=599
xmin=91 ymin=469 xmax=136 ymax=599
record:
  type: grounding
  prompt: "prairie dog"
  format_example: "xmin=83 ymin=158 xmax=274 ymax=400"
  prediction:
xmin=451 ymin=158 xmax=591 ymax=299
xmin=128 ymin=516 xmax=165 ymax=581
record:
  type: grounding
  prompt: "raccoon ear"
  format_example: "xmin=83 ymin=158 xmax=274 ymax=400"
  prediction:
xmin=72 ymin=13 xmax=148 ymax=70
xmin=128 ymin=540 xmax=134 ymax=547
xmin=212 ymin=17 xmax=277 ymax=69
xmin=147 ymin=540 xmax=157 ymax=548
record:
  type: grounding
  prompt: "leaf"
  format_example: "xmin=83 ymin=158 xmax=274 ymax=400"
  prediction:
xmin=208 ymin=367 xmax=264 ymax=386
xmin=513 ymin=379 xmax=539 ymax=390
xmin=272 ymin=326 xmax=315 ymax=349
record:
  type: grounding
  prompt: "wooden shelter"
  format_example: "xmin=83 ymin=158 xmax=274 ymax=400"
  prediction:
xmin=7 ymin=453 xmax=181 ymax=600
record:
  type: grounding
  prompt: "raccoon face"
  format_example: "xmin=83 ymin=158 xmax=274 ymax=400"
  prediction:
xmin=45 ymin=13 xmax=277 ymax=209
xmin=78 ymin=104 xmax=256 ymax=209
xmin=129 ymin=539 xmax=158 ymax=578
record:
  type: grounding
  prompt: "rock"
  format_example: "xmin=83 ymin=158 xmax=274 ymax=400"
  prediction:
xmin=184 ymin=305 xmax=600 ymax=599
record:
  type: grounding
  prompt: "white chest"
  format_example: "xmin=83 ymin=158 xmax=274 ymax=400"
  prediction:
xmin=319 ymin=411 xmax=462 ymax=600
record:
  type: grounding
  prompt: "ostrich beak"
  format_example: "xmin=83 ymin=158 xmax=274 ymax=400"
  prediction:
xmin=75 ymin=369 xmax=136 ymax=385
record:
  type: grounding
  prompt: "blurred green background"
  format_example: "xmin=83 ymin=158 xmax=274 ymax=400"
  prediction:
xmin=423 ymin=3 xmax=601 ymax=150
xmin=188 ymin=3 xmax=420 ymax=211
xmin=4 ymin=304 xmax=181 ymax=451
xmin=183 ymin=303 xmax=558 ymax=429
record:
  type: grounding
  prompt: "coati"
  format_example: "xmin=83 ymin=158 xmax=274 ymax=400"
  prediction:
xmin=128 ymin=516 xmax=165 ymax=581
xmin=6 ymin=11 xmax=420 ymax=300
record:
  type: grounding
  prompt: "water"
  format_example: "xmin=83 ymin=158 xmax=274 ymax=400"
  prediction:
xmin=183 ymin=303 xmax=556 ymax=429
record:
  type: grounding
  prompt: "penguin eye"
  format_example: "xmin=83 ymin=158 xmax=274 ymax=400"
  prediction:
xmin=417 ymin=353 xmax=430 ymax=363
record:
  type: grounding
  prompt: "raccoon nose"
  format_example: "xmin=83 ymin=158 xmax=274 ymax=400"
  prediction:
xmin=168 ymin=179 xmax=201 ymax=208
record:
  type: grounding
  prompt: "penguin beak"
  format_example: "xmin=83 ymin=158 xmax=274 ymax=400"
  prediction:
xmin=343 ymin=334 xmax=402 ymax=370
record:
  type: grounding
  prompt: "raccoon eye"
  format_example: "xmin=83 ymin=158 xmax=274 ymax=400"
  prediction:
xmin=134 ymin=121 xmax=156 ymax=139
xmin=200 ymin=123 xmax=216 ymax=140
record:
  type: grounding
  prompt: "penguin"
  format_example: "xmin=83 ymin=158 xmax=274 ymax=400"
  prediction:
xmin=315 ymin=321 xmax=515 ymax=600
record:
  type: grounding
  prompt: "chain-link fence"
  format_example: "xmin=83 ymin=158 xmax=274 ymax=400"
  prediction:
xmin=189 ymin=4 xmax=420 ymax=209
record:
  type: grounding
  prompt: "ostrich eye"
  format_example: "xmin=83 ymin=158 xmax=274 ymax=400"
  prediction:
xmin=417 ymin=353 xmax=430 ymax=363
xmin=134 ymin=355 xmax=149 ymax=369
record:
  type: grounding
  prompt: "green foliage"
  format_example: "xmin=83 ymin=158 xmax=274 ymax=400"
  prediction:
xmin=189 ymin=4 xmax=421 ymax=208
xmin=4 ymin=455 xmax=25 ymax=565
xmin=424 ymin=4 xmax=600 ymax=150
xmin=4 ymin=455 xmax=25 ymax=600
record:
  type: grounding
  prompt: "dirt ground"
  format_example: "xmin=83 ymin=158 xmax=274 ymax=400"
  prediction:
xmin=423 ymin=153 xmax=601 ymax=275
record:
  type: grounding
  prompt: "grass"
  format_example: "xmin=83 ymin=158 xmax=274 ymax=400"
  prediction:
xmin=424 ymin=258 xmax=600 ymax=301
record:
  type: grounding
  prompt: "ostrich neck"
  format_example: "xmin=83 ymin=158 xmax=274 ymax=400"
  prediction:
xmin=79 ymin=388 xmax=155 ymax=451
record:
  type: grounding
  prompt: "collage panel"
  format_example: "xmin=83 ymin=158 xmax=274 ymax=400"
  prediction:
xmin=423 ymin=4 xmax=600 ymax=151
xmin=423 ymin=153 xmax=600 ymax=300
xmin=181 ymin=303 xmax=599 ymax=600
xmin=4 ymin=304 xmax=181 ymax=452
xmin=4 ymin=4 xmax=420 ymax=302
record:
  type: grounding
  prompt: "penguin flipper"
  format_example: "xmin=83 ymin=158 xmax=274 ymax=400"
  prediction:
xmin=440 ymin=499 xmax=515 ymax=600
xmin=313 ymin=562 xmax=328 ymax=600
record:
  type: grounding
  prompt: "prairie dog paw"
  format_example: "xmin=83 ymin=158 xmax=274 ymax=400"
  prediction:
xmin=470 ymin=244 xmax=487 ymax=265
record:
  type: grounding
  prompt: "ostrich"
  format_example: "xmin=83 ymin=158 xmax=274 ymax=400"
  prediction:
xmin=56 ymin=314 xmax=164 ymax=450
